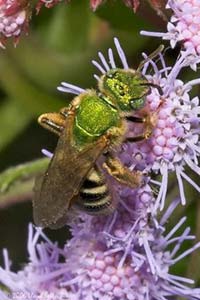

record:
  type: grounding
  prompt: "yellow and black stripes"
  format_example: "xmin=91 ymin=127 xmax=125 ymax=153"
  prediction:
xmin=77 ymin=167 xmax=114 ymax=214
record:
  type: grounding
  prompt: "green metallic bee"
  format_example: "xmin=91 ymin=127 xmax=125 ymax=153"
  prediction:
xmin=33 ymin=47 xmax=162 ymax=229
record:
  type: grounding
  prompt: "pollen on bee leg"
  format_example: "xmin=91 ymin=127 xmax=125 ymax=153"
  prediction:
xmin=103 ymin=156 xmax=143 ymax=188
xmin=143 ymin=111 xmax=159 ymax=139
xmin=125 ymin=111 xmax=159 ymax=142
xmin=38 ymin=113 xmax=65 ymax=135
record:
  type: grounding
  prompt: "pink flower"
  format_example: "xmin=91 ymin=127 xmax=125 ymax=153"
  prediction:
xmin=141 ymin=0 xmax=200 ymax=57
xmin=1 ymin=198 xmax=200 ymax=300
xmin=0 ymin=0 xmax=30 ymax=47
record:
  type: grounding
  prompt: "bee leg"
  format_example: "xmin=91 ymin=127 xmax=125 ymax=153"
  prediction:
xmin=103 ymin=155 xmax=144 ymax=188
xmin=38 ymin=112 xmax=66 ymax=136
xmin=125 ymin=112 xmax=157 ymax=142
xmin=126 ymin=116 xmax=144 ymax=123
xmin=38 ymin=106 xmax=76 ymax=136
xmin=59 ymin=107 xmax=71 ymax=118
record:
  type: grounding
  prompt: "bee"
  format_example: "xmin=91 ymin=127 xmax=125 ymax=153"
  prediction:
xmin=33 ymin=46 xmax=163 ymax=229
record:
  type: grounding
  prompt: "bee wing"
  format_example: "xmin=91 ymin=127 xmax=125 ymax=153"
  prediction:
xmin=33 ymin=112 xmax=108 ymax=229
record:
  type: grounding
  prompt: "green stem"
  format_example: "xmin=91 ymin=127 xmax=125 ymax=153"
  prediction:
xmin=0 ymin=157 xmax=49 ymax=195
xmin=0 ymin=179 xmax=34 ymax=209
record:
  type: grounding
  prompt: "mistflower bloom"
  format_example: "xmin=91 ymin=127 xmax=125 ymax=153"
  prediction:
xmin=0 ymin=197 xmax=200 ymax=300
xmin=0 ymin=0 xmax=30 ymax=47
xmin=81 ymin=38 xmax=200 ymax=210
xmin=141 ymin=0 xmax=200 ymax=56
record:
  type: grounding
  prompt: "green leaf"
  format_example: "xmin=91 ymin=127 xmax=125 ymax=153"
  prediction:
xmin=0 ymin=158 xmax=49 ymax=208
xmin=0 ymin=158 xmax=49 ymax=194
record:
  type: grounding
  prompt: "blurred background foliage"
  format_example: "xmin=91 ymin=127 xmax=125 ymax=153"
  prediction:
xmin=0 ymin=0 xmax=200 ymax=286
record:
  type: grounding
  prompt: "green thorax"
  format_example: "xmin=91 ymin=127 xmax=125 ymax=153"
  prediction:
xmin=73 ymin=91 xmax=120 ymax=147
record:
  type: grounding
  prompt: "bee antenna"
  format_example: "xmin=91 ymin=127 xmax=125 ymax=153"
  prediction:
xmin=140 ymin=82 xmax=163 ymax=95
xmin=137 ymin=45 xmax=164 ymax=72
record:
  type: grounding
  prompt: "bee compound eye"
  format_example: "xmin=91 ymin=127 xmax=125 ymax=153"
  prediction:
xmin=130 ymin=98 xmax=145 ymax=110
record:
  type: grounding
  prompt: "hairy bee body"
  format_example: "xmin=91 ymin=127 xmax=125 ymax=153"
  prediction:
xmin=77 ymin=166 xmax=114 ymax=214
xmin=33 ymin=64 xmax=159 ymax=229
xmin=71 ymin=90 xmax=123 ymax=148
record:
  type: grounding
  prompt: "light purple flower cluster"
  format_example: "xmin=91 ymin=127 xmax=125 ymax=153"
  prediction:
xmin=1 ymin=196 xmax=200 ymax=300
xmin=1 ymin=6 xmax=200 ymax=299
xmin=141 ymin=0 xmax=200 ymax=58
xmin=0 ymin=0 xmax=29 ymax=48
xmin=119 ymin=49 xmax=200 ymax=210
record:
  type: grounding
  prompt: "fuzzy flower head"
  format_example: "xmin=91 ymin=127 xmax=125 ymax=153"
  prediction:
xmin=0 ymin=0 xmax=30 ymax=47
xmin=141 ymin=0 xmax=200 ymax=57
xmin=0 ymin=196 xmax=200 ymax=300
xmin=122 ymin=50 xmax=200 ymax=210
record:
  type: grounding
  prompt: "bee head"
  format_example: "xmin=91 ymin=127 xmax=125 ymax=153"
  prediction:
xmin=99 ymin=68 xmax=150 ymax=112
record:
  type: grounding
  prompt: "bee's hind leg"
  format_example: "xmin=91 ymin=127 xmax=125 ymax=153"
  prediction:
xmin=103 ymin=154 xmax=144 ymax=189
xmin=38 ymin=106 xmax=76 ymax=136
xmin=38 ymin=112 xmax=66 ymax=136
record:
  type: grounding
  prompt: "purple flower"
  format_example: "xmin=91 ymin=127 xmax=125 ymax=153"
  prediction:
xmin=141 ymin=0 xmax=200 ymax=57
xmin=0 ymin=0 xmax=30 ymax=48
xmin=0 ymin=196 xmax=200 ymax=300
xmin=120 ymin=50 xmax=200 ymax=209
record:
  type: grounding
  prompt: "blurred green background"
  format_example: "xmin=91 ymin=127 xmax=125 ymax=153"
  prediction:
xmin=0 ymin=0 xmax=199 ymax=286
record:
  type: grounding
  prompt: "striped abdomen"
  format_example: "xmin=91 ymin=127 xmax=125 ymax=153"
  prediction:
xmin=77 ymin=166 xmax=115 ymax=214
